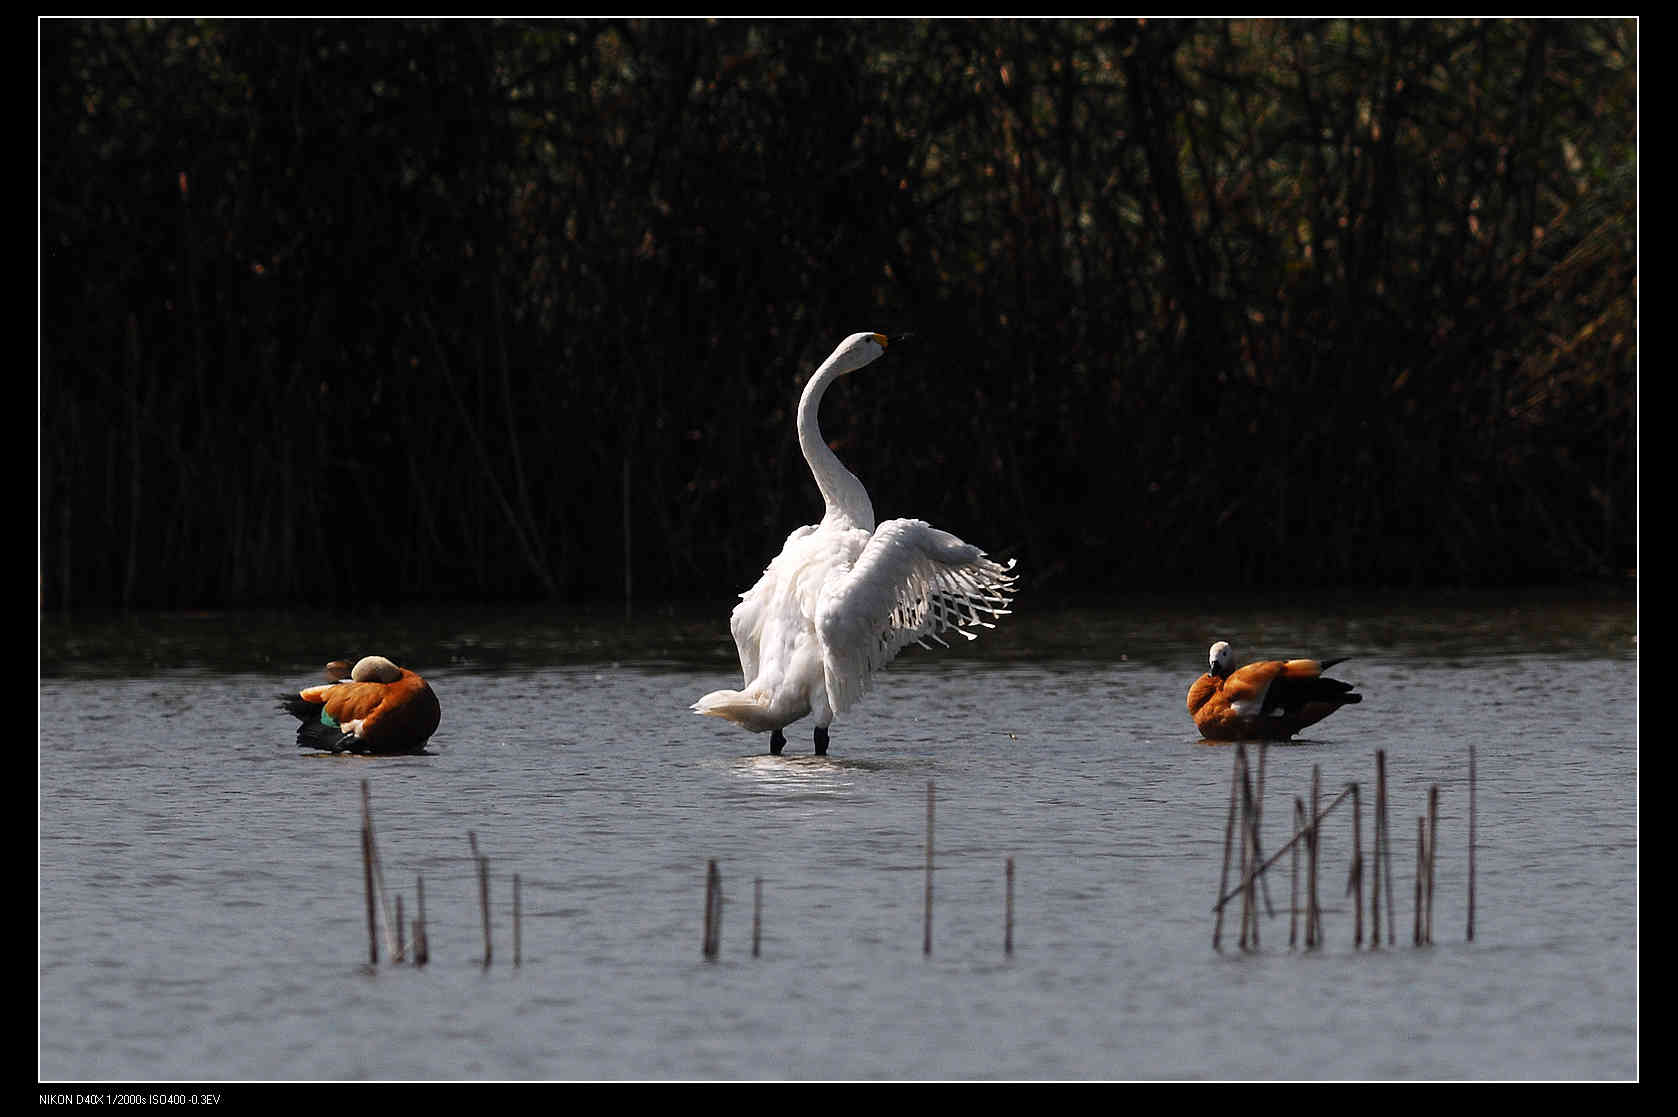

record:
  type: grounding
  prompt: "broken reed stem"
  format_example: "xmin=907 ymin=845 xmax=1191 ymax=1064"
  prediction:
xmin=1238 ymin=744 xmax=1268 ymax=948
xmin=752 ymin=877 xmax=762 ymax=959
xmin=1295 ymin=788 xmax=1308 ymax=945
xmin=1262 ymin=746 xmax=1278 ymax=914
xmin=1414 ymin=815 xmax=1425 ymax=946
xmin=1426 ymin=784 xmax=1439 ymax=946
xmin=1371 ymin=755 xmax=1383 ymax=949
xmin=415 ymin=875 xmax=429 ymax=967
xmin=1350 ymin=782 xmax=1364 ymax=948
xmin=470 ymin=831 xmax=491 ymax=968
xmin=513 ymin=873 xmax=522 ymax=968
xmin=1213 ymin=741 xmax=1243 ymax=951
xmin=1468 ymin=744 xmax=1477 ymax=943
xmin=361 ymin=817 xmax=377 ymax=966
xmin=1290 ymin=798 xmax=1304 ymax=948
xmin=1237 ymin=745 xmax=1253 ymax=948
xmin=1377 ymin=750 xmax=1396 ymax=945
xmin=1240 ymin=744 xmax=1276 ymax=925
xmin=1212 ymin=751 xmax=1458 ymax=953
xmin=1307 ymin=764 xmax=1321 ymax=948
xmin=1212 ymin=782 xmax=1355 ymax=912
xmin=360 ymin=781 xmax=399 ymax=961
xmin=1005 ymin=856 xmax=1015 ymax=956
xmin=1254 ymin=743 xmax=1273 ymax=918
xmin=479 ymin=854 xmax=492 ymax=967
xmin=924 ymin=781 xmax=935 ymax=957
xmin=702 ymin=862 xmax=714 ymax=958
xmin=703 ymin=859 xmax=722 ymax=960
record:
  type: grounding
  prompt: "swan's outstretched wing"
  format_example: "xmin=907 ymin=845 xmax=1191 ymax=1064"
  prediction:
xmin=816 ymin=518 xmax=1017 ymax=717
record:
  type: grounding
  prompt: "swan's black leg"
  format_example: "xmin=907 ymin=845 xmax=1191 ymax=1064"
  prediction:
xmin=769 ymin=729 xmax=786 ymax=756
xmin=814 ymin=727 xmax=829 ymax=756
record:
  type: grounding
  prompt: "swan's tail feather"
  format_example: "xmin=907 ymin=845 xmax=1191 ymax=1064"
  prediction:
xmin=691 ymin=688 xmax=769 ymax=730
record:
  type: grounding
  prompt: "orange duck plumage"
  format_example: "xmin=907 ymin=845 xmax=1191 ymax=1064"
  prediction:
xmin=1187 ymin=641 xmax=1361 ymax=741
xmin=280 ymin=655 xmax=441 ymax=755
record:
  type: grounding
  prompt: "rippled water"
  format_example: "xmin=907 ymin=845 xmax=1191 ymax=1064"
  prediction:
xmin=38 ymin=592 xmax=1638 ymax=1080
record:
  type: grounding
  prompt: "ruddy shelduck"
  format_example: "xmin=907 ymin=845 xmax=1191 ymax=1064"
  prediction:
xmin=1187 ymin=641 xmax=1362 ymax=740
xmin=280 ymin=655 xmax=441 ymax=754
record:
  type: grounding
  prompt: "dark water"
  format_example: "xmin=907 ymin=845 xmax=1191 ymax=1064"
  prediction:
xmin=38 ymin=591 xmax=1637 ymax=1080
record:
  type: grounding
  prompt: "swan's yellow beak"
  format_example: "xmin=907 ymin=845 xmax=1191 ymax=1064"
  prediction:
xmin=873 ymin=333 xmax=889 ymax=348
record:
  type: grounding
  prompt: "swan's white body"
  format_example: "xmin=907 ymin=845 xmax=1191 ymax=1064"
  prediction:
xmin=693 ymin=332 xmax=1017 ymax=753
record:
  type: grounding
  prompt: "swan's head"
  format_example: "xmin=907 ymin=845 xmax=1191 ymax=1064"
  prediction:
xmin=1208 ymin=641 xmax=1235 ymax=677
xmin=828 ymin=331 xmax=890 ymax=376
xmin=350 ymin=655 xmax=403 ymax=683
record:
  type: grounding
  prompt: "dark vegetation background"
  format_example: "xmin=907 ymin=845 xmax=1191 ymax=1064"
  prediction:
xmin=39 ymin=18 xmax=1637 ymax=612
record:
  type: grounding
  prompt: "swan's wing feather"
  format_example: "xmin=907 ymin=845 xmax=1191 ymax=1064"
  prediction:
xmin=729 ymin=523 xmax=820 ymax=685
xmin=816 ymin=518 xmax=1017 ymax=717
xmin=729 ymin=588 xmax=766 ymax=685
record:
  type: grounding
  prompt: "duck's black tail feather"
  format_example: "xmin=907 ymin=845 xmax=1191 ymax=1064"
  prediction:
xmin=278 ymin=693 xmax=353 ymax=752
xmin=295 ymin=721 xmax=355 ymax=752
xmin=1266 ymin=673 xmax=1361 ymax=715
xmin=278 ymin=693 xmax=315 ymax=722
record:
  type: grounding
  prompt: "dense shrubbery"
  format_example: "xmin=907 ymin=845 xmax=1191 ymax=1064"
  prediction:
xmin=40 ymin=18 xmax=1636 ymax=609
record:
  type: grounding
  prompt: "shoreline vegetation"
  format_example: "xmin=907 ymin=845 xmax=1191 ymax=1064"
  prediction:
xmin=41 ymin=19 xmax=1636 ymax=611
xmin=38 ymin=584 xmax=1636 ymax=680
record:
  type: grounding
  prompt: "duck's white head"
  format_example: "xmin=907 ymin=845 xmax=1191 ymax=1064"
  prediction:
xmin=827 ymin=331 xmax=890 ymax=376
xmin=1208 ymin=641 xmax=1235 ymax=677
xmin=351 ymin=655 xmax=403 ymax=683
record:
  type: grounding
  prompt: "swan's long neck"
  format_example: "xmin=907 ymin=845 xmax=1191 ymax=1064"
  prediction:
xmin=798 ymin=354 xmax=876 ymax=532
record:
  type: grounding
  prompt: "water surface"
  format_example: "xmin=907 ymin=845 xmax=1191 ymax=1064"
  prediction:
xmin=39 ymin=591 xmax=1638 ymax=1080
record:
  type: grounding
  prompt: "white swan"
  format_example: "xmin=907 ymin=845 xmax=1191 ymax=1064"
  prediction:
xmin=693 ymin=331 xmax=1018 ymax=755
